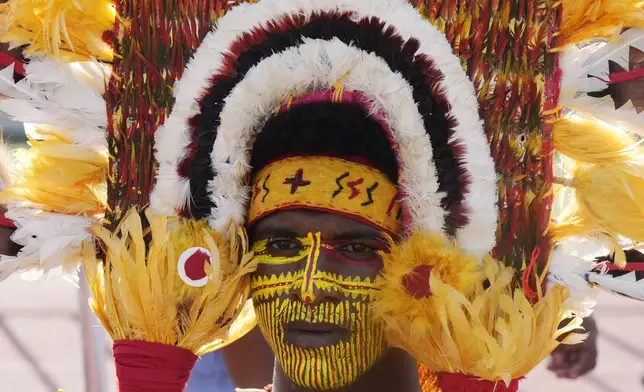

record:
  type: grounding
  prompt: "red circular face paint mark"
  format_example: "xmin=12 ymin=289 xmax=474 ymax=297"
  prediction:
xmin=304 ymin=296 xmax=312 ymax=303
xmin=402 ymin=265 xmax=433 ymax=298
xmin=178 ymin=247 xmax=212 ymax=287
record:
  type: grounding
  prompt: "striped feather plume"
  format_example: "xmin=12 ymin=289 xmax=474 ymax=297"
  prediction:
xmin=0 ymin=59 xmax=109 ymax=281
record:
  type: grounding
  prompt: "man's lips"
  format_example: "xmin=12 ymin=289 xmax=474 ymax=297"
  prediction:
xmin=284 ymin=321 xmax=349 ymax=349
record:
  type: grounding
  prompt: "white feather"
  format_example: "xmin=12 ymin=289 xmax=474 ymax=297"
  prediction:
xmin=0 ymin=57 xmax=108 ymax=281
xmin=0 ymin=206 xmax=91 ymax=283
xmin=548 ymin=244 xmax=599 ymax=317
xmin=0 ymin=257 xmax=22 ymax=282
xmin=209 ymin=39 xmax=443 ymax=235
xmin=559 ymin=28 xmax=644 ymax=131
xmin=0 ymin=59 xmax=108 ymax=147
xmin=151 ymin=0 xmax=498 ymax=258
xmin=587 ymin=273 xmax=644 ymax=301
xmin=0 ymin=134 xmax=12 ymax=190
xmin=550 ymin=237 xmax=644 ymax=303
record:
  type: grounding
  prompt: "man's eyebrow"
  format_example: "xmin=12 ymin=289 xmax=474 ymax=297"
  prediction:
xmin=251 ymin=226 xmax=300 ymax=239
xmin=250 ymin=221 xmax=384 ymax=240
xmin=330 ymin=228 xmax=383 ymax=240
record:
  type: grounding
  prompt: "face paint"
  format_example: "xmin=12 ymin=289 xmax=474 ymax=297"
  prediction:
xmin=251 ymin=232 xmax=387 ymax=391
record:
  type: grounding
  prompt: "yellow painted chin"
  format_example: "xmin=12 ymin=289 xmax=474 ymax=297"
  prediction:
xmin=253 ymin=295 xmax=387 ymax=391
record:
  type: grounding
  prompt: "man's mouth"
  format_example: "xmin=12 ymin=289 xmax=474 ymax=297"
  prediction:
xmin=284 ymin=320 xmax=349 ymax=349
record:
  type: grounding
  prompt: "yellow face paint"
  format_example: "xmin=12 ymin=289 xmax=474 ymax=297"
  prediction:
xmin=251 ymin=232 xmax=387 ymax=390
xmin=301 ymin=232 xmax=322 ymax=303
xmin=253 ymin=235 xmax=314 ymax=265
xmin=253 ymin=296 xmax=386 ymax=391
xmin=252 ymin=269 xmax=378 ymax=302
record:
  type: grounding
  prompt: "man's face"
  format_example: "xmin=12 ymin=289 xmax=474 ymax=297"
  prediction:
xmin=250 ymin=210 xmax=389 ymax=390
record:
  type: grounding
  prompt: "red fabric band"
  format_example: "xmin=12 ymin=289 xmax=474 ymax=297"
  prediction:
xmin=0 ymin=212 xmax=16 ymax=229
xmin=437 ymin=373 xmax=522 ymax=392
xmin=113 ymin=340 xmax=198 ymax=392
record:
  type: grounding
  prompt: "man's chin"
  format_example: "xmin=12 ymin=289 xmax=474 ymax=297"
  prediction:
xmin=276 ymin=348 xmax=385 ymax=391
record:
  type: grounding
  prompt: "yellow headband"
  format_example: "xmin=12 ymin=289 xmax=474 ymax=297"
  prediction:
xmin=248 ymin=156 xmax=401 ymax=233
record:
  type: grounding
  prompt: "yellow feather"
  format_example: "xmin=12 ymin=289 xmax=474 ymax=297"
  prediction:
xmin=84 ymin=209 xmax=259 ymax=355
xmin=0 ymin=132 xmax=107 ymax=215
xmin=560 ymin=0 xmax=644 ymax=46
xmin=553 ymin=115 xmax=641 ymax=164
xmin=379 ymin=230 xmax=480 ymax=294
xmin=552 ymin=160 xmax=644 ymax=267
xmin=0 ymin=0 xmax=115 ymax=61
xmin=374 ymin=230 xmax=581 ymax=382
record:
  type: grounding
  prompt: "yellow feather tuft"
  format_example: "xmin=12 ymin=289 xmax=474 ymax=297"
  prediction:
xmin=84 ymin=209 xmax=258 ymax=356
xmin=560 ymin=0 xmax=644 ymax=46
xmin=0 ymin=0 xmax=115 ymax=62
xmin=378 ymin=230 xmax=480 ymax=295
xmin=374 ymin=231 xmax=581 ymax=382
xmin=552 ymin=161 xmax=644 ymax=267
xmin=553 ymin=115 xmax=641 ymax=164
xmin=0 ymin=130 xmax=106 ymax=215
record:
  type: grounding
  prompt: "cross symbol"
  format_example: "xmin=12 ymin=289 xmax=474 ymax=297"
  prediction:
xmin=283 ymin=168 xmax=311 ymax=194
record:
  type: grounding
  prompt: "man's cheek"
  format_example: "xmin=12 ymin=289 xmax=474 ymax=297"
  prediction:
xmin=251 ymin=268 xmax=303 ymax=301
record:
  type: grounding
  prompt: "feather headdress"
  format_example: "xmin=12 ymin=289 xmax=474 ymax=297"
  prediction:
xmin=0 ymin=0 xmax=257 ymax=379
xmin=0 ymin=57 xmax=108 ymax=281
xmin=0 ymin=0 xmax=643 ymax=391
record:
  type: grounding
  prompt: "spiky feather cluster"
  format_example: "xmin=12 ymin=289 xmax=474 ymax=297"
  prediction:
xmin=84 ymin=209 xmax=258 ymax=355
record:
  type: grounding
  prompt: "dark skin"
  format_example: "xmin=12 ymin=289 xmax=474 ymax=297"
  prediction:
xmin=0 ymin=206 xmax=20 ymax=257
xmin=220 ymin=327 xmax=275 ymax=389
xmin=238 ymin=209 xmax=421 ymax=392
xmin=547 ymin=316 xmax=598 ymax=379
xmin=0 ymin=225 xmax=18 ymax=256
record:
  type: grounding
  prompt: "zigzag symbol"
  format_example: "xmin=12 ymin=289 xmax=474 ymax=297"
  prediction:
xmin=347 ymin=178 xmax=364 ymax=199
xmin=252 ymin=180 xmax=262 ymax=202
xmin=261 ymin=174 xmax=271 ymax=202
xmin=361 ymin=182 xmax=379 ymax=206
xmin=332 ymin=172 xmax=350 ymax=198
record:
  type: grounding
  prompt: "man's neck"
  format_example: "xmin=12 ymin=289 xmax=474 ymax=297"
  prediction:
xmin=271 ymin=349 xmax=421 ymax=392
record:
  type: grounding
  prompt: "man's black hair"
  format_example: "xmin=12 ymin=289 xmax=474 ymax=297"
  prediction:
xmin=250 ymin=101 xmax=399 ymax=184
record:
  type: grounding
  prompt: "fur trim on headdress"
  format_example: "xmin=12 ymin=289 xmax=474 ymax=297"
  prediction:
xmin=152 ymin=0 xmax=498 ymax=258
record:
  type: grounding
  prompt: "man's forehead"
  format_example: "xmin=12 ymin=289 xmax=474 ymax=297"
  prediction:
xmin=250 ymin=209 xmax=382 ymax=239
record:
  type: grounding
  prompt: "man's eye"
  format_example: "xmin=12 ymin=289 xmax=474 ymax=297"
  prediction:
xmin=267 ymin=238 xmax=302 ymax=252
xmin=338 ymin=243 xmax=374 ymax=254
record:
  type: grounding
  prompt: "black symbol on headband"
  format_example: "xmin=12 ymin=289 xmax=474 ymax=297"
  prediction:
xmin=262 ymin=174 xmax=271 ymax=202
xmin=332 ymin=172 xmax=350 ymax=198
xmin=283 ymin=169 xmax=311 ymax=194
xmin=361 ymin=182 xmax=379 ymax=207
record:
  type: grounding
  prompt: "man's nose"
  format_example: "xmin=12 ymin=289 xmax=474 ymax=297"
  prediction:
xmin=290 ymin=232 xmax=342 ymax=305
